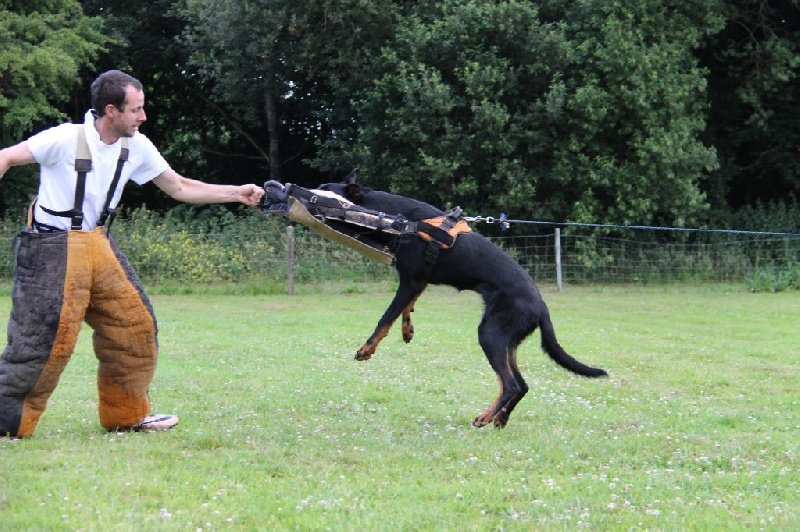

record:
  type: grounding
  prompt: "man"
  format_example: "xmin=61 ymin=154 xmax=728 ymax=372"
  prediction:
xmin=0 ymin=70 xmax=264 ymax=438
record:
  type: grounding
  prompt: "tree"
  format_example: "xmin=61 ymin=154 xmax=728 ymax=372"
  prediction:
xmin=315 ymin=0 xmax=725 ymax=227
xmin=0 ymin=0 xmax=108 ymax=214
xmin=316 ymin=0 xmax=574 ymax=219
xmin=89 ymin=0 xmax=795 ymax=227
xmin=178 ymin=0 xmax=400 ymax=189
xmin=700 ymin=0 xmax=800 ymax=212
xmin=80 ymin=0 xmax=253 ymax=211
xmin=546 ymin=0 xmax=726 ymax=227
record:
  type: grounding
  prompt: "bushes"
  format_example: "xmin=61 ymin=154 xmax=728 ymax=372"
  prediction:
xmin=0 ymin=203 xmax=797 ymax=292
xmin=746 ymin=265 xmax=800 ymax=293
xmin=114 ymin=205 xmax=284 ymax=284
xmin=0 ymin=204 xmax=396 ymax=291
xmin=111 ymin=205 xmax=394 ymax=288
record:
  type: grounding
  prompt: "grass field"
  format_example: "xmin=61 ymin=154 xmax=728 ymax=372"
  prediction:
xmin=1 ymin=283 xmax=798 ymax=530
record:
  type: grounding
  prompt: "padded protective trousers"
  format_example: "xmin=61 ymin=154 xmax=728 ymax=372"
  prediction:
xmin=0 ymin=227 xmax=158 ymax=437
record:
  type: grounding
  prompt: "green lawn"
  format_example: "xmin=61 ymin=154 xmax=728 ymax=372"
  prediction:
xmin=1 ymin=283 xmax=798 ymax=530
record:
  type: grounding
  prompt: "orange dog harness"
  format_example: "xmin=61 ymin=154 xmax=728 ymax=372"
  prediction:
xmin=415 ymin=215 xmax=472 ymax=249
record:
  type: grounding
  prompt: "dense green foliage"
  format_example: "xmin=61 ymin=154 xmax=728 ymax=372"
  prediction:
xmin=547 ymin=0 xmax=724 ymax=226
xmin=0 ymin=1 xmax=107 ymax=141
xmin=1 ymin=1 xmax=798 ymax=227
xmin=0 ymin=0 xmax=109 ymax=212
xmin=701 ymin=0 xmax=800 ymax=210
xmin=314 ymin=0 xmax=726 ymax=227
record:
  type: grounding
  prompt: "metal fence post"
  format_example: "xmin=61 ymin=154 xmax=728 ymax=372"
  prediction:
xmin=555 ymin=228 xmax=563 ymax=291
xmin=287 ymin=225 xmax=295 ymax=295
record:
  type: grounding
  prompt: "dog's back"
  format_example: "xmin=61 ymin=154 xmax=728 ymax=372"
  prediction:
xmin=318 ymin=183 xmax=441 ymax=219
xmin=319 ymin=183 xmax=535 ymax=292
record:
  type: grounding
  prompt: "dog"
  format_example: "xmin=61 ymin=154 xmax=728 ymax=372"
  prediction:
xmin=266 ymin=175 xmax=607 ymax=428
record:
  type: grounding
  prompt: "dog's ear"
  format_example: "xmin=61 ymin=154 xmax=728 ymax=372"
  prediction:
xmin=344 ymin=183 xmax=364 ymax=203
xmin=344 ymin=168 xmax=357 ymax=185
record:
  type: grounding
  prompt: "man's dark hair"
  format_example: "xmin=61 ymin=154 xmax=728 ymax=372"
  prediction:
xmin=90 ymin=70 xmax=143 ymax=116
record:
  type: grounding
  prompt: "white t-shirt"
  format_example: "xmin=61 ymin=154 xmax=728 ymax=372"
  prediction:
xmin=27 ymin=110 xmax=170 ymax=230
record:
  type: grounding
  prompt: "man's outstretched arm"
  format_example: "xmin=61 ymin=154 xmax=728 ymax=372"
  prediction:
xmin=153 ymin=168 xmax=264 ymax=206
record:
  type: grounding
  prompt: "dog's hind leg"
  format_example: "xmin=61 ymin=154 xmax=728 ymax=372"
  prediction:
xmin=356 ymin=284 xmax=422 ymax=361
xmin=472 ymin=312 xmax=530 ymax=428
xmin=401 ymin=292 xmax=423 ymax=344
xmin=472 ymin=346 xmax=529 ymax=428
xmin=491 ymin=345 xmax=528 ymax=427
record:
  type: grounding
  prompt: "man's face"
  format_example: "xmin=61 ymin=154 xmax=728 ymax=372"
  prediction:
xmin=108 ymin=85 xmax=146 ymax=138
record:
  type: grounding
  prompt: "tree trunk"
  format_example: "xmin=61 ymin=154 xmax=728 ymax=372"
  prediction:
xmin=265 ymin=91 xmax=280 ymax=181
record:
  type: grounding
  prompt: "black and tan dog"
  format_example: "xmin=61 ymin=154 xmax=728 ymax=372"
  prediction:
xmin=265 ymin=176 xmax=607 ymax=428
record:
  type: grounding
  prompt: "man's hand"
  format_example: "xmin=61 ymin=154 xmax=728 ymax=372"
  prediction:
xmin=237 ymin=183 xmax=265 ymax=205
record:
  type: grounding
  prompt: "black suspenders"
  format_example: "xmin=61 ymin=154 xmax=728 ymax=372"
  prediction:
xmin=40 ymin=124 xmax=128 ymax=231
xmin=97 ymin=138 xmax=129 ymax=229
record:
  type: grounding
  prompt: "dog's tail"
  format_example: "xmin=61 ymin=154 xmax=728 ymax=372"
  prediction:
xmin=539 ymin=311 xmax=607 ymax=378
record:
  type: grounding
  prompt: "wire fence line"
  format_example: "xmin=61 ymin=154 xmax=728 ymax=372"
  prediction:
xmin=288 ymin=219 xmax=800 ymax=287
xmin=452 ymin=215 xmax=800 ymax=286
xmin=0 ymin=217 xmax=797 ymax=288
xmin=489 ymin=218 xmax=800 ymax=238
xmin=493 ymin=231 xmax=799 ymax=284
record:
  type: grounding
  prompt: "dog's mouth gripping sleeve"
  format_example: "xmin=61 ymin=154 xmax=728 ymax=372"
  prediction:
xmin=262 ymin=180 xmax=396 ymax=264
xmin=261 ymin=181 xmax=471 ymax=266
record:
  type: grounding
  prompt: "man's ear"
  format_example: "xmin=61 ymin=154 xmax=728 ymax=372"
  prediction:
xmin=104 ymin=103 xmax=119 ymax=118
xmin=344 ymin=183 xmax=364 ymax=204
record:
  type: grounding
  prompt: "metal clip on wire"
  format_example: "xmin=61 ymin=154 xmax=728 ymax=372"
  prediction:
xmin=463 ymin=213 xmax=511 ymax=231
xmin=499 ymin=213 xmax=510 ymax=231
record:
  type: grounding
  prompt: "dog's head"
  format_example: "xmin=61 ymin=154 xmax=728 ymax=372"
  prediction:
xmin=262 ymin=170 xmax=366 ymax=213
xmin=317 ymin=170 xmax=443 ymax=221
xmin=316 ymin=169 xmax=370 ymax=205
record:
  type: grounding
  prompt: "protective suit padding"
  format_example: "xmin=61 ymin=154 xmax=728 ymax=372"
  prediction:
xmin=0 ymin=227 xmax=157 ymax=436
